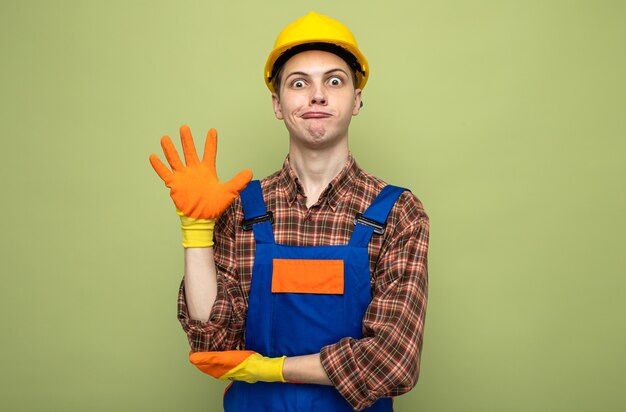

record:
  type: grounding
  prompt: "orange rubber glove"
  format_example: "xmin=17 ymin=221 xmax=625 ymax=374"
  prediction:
xmin=189 ymin=350 xmax=286 ymax=384
xmin=149 ymin=125 xmax=252 ymax=220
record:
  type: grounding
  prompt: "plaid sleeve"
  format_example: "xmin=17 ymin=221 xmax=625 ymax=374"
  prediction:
xmin=320 ymin=194 xmax=429 ymax=411
xmin=177 ymin=202 xmax=247 ymax=352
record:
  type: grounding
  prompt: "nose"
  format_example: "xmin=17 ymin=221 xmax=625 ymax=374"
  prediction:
xmin=309 ymin=85 xmax=327 ymax=106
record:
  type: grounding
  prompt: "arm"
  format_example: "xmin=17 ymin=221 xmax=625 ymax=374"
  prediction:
xmin=177 ymin=248 xmax=241 ymax=352
xmin=150 ymin=125 xmax=251 ymax=351
xmin=319 ymin=193 xmax=429 ymax=410
xmin=183 ymin=247 xmax=217 ymax=322
xmin=177 ymin=201 xmax=248 ymax=352
xmin=282 ymin=354 xmax=332 ymax=385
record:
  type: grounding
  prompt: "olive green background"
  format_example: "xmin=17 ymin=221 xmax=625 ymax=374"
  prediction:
xmin=1 ymin=0 xmax=624 ymax=411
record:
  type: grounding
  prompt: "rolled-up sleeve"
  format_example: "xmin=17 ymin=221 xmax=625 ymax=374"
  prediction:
xmin=320 ymin=194 xmax=429 ymax=411
xmin=177 ymin=202 xmax=247 ymax=352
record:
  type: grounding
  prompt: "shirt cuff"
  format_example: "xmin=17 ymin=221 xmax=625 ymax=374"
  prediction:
xmin=177 ymin=279 xmax=231 ymax=351
xmin=320 ymin=339 xmax=378 ymax=411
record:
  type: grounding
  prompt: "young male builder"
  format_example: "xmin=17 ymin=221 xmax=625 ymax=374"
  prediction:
xmin=150 ymin=11 xmax=429 ymax=412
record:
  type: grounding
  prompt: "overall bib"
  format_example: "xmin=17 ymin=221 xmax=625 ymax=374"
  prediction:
xmin=224 ymin=180 xmax=405 ymax=411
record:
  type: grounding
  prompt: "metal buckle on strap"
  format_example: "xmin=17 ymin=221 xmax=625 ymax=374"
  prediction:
xmin=242 ymin=211 xmax=274 ymax=231
xmin=354 ymin=213 xmax=386 ymax=235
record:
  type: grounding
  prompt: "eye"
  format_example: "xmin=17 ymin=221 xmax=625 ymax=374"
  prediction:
xmin=328 ymin=76 xmax=343 ymax=86
xmin=291 ymin=79 xmax=306 ymax=88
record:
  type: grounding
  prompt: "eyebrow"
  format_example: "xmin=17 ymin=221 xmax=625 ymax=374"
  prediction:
xmin=284 ymin=68 xmax=349 ymax=81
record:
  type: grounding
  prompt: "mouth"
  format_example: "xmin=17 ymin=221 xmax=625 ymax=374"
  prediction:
xmin=300 ymin=111 xmax=332 ymax=119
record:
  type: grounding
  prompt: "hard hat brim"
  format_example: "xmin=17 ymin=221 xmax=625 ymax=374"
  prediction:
xmin=264 ymin=39 xmax=369 ymax=93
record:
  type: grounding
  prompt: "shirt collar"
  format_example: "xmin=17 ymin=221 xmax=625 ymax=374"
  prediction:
xmin=278 ymin=153 xmax=361 ymax=210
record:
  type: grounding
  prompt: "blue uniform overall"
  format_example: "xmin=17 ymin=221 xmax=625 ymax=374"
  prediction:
xmin=223 ymin=180 xmax=406 ymax=411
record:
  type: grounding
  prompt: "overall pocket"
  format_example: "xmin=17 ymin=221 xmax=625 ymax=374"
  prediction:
xmin=270 ymin=258 xmax=347 ymax=356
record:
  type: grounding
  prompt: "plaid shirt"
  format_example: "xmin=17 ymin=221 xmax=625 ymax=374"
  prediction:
xmin=178 ymin=154 xmax=429 ymax=411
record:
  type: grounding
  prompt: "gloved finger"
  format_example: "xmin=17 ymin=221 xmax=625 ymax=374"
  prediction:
xmin=223 ymin=169 xmax=253 ymax=195
xmin=179 ymin=124 xmax=200 ymax=167
xmin=160 ymin=135 xmax=185 ymax=172
xmin=201 ymin=128 xmax=218 ymax=177
xmin=149 ymin=154 xmax=173 ymax=183
xmin=189 ymin=350 xmax=255 ymax=379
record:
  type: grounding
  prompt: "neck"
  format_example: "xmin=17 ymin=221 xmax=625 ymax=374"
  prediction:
xmin=288 ymin=143 xmax=349 ymax=208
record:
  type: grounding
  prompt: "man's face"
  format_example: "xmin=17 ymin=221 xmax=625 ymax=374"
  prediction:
xmin=272 ymin=50 xmax=362 ymax=150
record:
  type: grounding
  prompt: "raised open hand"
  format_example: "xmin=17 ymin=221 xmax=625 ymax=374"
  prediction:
xmin=149 ymin=125 xmax=252 ymax=219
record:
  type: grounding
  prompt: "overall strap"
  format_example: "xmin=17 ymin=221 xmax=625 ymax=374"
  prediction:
xmin=348 ymin=185 xmax=407 ymax=247
xmin=239 ymin=180 xmax=275 ymax=244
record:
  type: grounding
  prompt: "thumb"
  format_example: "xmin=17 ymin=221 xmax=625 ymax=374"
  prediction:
xmin=223 ymin=169 xmax=253 ymax=195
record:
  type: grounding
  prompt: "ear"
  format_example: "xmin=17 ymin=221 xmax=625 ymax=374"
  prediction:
xmin=352 ymin=89 xmax=363 ymax=116
xmin=272 ymin=93 xmax=284 ymax=120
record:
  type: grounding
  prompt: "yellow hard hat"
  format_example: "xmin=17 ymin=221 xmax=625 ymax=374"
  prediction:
xmin=264 ymin=11 xmax=369 ymax=93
